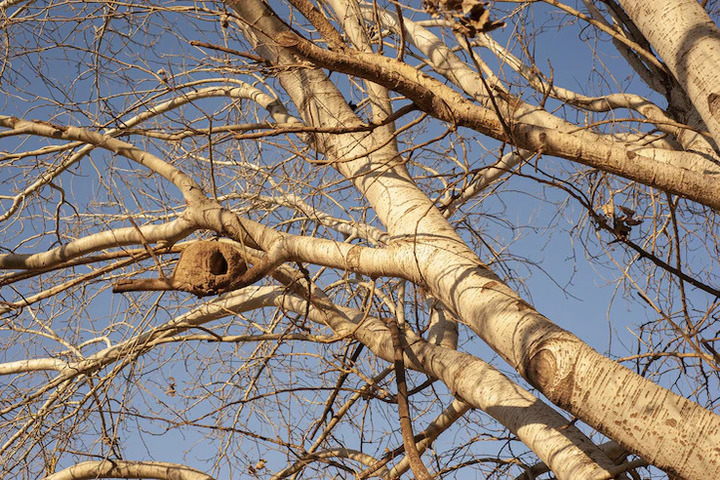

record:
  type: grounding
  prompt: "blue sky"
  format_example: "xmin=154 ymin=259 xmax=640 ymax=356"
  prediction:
xmin=1 ymin=1 xmax=716 ymax=478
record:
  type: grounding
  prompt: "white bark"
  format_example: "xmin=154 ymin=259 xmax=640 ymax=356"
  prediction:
xmin=0 ymin=358 xmax=68 ymax=375
xmin=229 ymin=2 xmax=622 ymax=478
xmin=282 ymin=32 xmax=720 ymax=209
xmin=0 ymin=218 xmax=194 ymax=269
xmin=364 ymin=6 xmax=720 ymax=174
xmin=44 ymin=460 xmax=215 ymax=480
xmin=12 ymin=274 xmax=614 ymax=479
xmin=326 ymin=0 xmax=397 ymax=144
xmin=618 ymin=0 xmax=720 ymax=149
xmin=277 ymin=289 xmax=619 ymax=479
xmin=228 ymin=2 xmax=720 ymax=478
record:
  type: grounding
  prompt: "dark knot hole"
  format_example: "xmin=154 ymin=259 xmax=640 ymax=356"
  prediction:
xmin=209 ymin=250 xmax=229 ymax=276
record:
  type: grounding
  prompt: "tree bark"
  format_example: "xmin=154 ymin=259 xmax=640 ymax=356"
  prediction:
xmin=45 ymin=460 xmax=215 ymax=480
xmin=226 ymin=1 xmax=720 ymax=478
xmin=618 ymin=0 xmax=720 ymax=149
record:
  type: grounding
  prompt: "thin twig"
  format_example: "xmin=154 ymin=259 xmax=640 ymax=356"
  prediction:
xmin=384 ymin=319 xmax=433 ymax=480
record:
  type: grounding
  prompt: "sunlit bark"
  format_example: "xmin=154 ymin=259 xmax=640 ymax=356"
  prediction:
xmin=1 ymin=1 xmax=719 ymax=478
xmin=227 ymin=1 xmax=720 ymax=478
xmin=618 ymin=0 xmax=720 ymax=148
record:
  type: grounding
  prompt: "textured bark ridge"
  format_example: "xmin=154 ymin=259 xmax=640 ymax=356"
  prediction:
xmin=113 ymin=241 xmax=247 ymax=296
xmin=525 ymin=342 xmax=578 ymax=410
xmin=708 ymin=93 xmax=720 ymax=120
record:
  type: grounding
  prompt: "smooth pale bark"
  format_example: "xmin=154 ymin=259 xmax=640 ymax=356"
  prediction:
xmin=0 ymin=217 xmax=195 ymax=269
xmin=5 ymin=2 xmax=712 ymax=478
xmin=400 ymin=242 xmax=720 ymax=480
xmin=0 ymin=359 xmax=68 ymax=375
xmin=326 ymin=0 xmax=398 ymax=147
xmin=232 ymin=6 xmax=632 ymax=477
xmin=227 ymin=2 xmax=720 ymax=478
xmin=44 ymin=460 xmax=215 ymax=480
xmin=618 ymin=0 xmax=720 ymax=148
xmin=425 ymin=294 xmax=459 ymax=349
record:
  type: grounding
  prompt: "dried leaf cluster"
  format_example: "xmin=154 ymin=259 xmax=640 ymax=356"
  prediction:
xmin=423 ymin=0 xmax=505 ymax=37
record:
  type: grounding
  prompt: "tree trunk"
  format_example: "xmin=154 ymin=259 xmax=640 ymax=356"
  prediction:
xmin=228 ymin=1 xmax=720 ymax=478
xmin=618 ymin=0 xmax=720 ymax=149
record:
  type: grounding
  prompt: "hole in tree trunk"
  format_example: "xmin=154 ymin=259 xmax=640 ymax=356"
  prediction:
xmin=209 ymin=250 xmax=228 ymax=275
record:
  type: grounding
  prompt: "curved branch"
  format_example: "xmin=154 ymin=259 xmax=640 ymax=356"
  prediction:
xmin=44 ymin=460 xmax=215 ymax=480
xmin=0 ymin=116 xmax=205 ymax=203
xmin=0 ymin=216 xmax=195 ymax=269
xmin=0 ymin=80 xmax=301 ymax=223
xmin=474 ymin=30 xmax=715 ymax=153
xmin=366 ymin=6 xmax=719 ymax=165
xmin=361 ymin=4 xmax=720 ymax=184
xmin=271 ymin=448 xmax=385 ymax=479
xmin=11 ymin=262 xmax=616 ymax=480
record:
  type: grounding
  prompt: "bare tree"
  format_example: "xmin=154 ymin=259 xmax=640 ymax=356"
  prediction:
xmin=1 ymin=0 xmax=719 ymax=478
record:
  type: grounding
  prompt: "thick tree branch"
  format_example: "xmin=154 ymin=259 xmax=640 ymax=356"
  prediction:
xmin=275 ymin=32 xmax=720 ymax=211
xmin=267 ymin=264 xmax=619 ymax=479
xmin=44 ymin=460 xmax=215 ymax=480
xmin=285 ymin=0 xmax=345 ymax=48
xmin=0 ymin=216 xmax=195 ymax=269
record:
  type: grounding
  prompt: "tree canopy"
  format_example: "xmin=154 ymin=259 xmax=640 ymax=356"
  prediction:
xmin=1 ymin=1 xmax=720 ymax=479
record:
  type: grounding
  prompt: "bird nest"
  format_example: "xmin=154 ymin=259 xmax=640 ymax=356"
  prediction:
xmin=171 ymin=241 xmax=248 ymax=296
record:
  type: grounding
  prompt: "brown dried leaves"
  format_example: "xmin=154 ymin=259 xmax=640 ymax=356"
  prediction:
xmin=424 ymin=0 xmax=505 ymax=37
